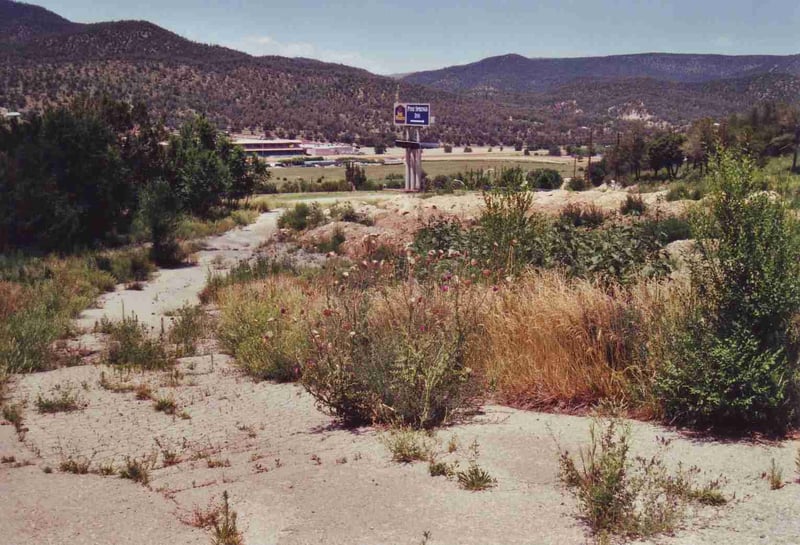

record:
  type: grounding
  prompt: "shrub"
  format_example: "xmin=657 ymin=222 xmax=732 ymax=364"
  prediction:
xmin=102 ymin=315 xmax=173 ymax=370
xmin=168 ymin=304 xmax=208 ymax=356
xmin=217 ymin=276 xmax=316 ymax=382
xmin=119 ymin=456 xmax=151 ymax=485
xmin=95 ymin=248 xmax=155 ymax=284
xmin=328 ymin=203 xmax=372 ymax=225
xmin=36 ymin=383 xmax=84 ymax=413
xmin=314 ymin=227 xmax=346 ymax=254
xmin=658 ymin=148 xmax=800 ymax=432
xmin=526 ymin=168 xmax=563 ymax=190
xmin=211 ymin=491 xmax=243 ymax=545
xmin=559 ymin=419 xmax=724 ymax=539
xmin=382 ymin=428 xmax=437 ymax=463
xmin=567 ymin=176 xmax=588 ymax=191
xmin=302 ymin=270 xmax=484 ymax=428
xmin=153 ymin=395 xmax=177 ymax=414
xmin=277 ymin=202 xmax=325 ymax=231
xmin=138 ymin=179 xmax=185 ymax=267
xmin=60 ymin=456 xmax=91 ymax=474
xmin=457 ymin=463 xmax=496 ymax=491
xmin=620 ymin=194 xmax=647 ymax=216
xmin=666 ymin=183 xmax=704 ymax=201
xmin=559 ymin=204 xmax=607 ymax=228
xmin=641 ymin=216 xmax=691 ymax=244
xmin=201 ymin=256 xmax=297 ymax=304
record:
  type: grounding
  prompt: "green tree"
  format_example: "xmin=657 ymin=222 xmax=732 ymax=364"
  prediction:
xmin=345 ymin=161 xmax=367 ymax=190
xmin=647 ymin=132 xmax=685 ymax=179
xmin=658 ymin=148 xmax=800 ymax=432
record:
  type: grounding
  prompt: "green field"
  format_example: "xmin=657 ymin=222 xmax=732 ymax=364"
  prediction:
xmin=269 ymin=158 xmax=576 ymax=186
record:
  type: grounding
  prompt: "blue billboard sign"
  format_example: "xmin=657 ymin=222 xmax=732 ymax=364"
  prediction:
xmin=394 ymin=103 xmax=431 ymax=126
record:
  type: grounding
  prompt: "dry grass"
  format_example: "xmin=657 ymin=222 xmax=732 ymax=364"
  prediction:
xmin=477 ymin=271 xmax=684 ymax=414
xmin=216 ymin=274 xmax=323 ymax=382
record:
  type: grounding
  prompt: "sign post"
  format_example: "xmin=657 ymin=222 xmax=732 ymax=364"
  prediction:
xmin=393 ymin=103 xmax=435 ymax=192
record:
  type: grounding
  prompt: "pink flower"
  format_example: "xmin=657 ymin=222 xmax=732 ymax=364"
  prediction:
xmin=441 ymin=285 xmax=450 ymax=292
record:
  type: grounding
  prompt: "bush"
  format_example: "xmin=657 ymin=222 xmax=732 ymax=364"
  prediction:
xmin=526 ymin=168 xmax=563 ymax=190
xmin=217 ymin=276 xmax=316 ymax=382
xmin=559 ymin=419 xmax=725 ymax=539
xmin=642 ymin=216 xmax=691 ymax=244
xmin=620 ymin=194 xmax=647 ymax=216
xmin=138 ymin=179 xmax=184 ymax=267
xmin=102 ymin=315 xmax=173 ymax=370
xmin=560 ymin=204 xmax=607 ymax=229
xmin=168 ymin=304 xmax=208 ymax=356
xmin=328 ymin=203 xmax=372 ymax=225
xmin=302 ymin=270 xmax=483 ymax=428
xmin=277 ymin=203 xmax=325 ymax=231
xmin=567 ymin=176 xmax=588 ymax=191
xmin=36 ymin=383 xmax=83 ymax=413
xmin=382 ymin=428 xmax=437 ymax=463
xmin=658 ymin=148 xmax=800 ymax=432
xmin=666 ymin=183 xmax=704 ymax=201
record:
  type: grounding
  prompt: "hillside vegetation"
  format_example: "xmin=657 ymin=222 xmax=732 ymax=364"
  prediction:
xmin=2 ymin=0 xmax=800 ymax=145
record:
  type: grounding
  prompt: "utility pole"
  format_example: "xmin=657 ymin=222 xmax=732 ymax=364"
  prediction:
xmin=586 ymin=129 xmax=593 ymax=183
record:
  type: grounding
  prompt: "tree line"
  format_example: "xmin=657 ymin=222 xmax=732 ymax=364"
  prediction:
xmin=0 ymin=97 xmax=268 ymax=261
xmin=590 ymin=102 xmax=800 ymax=185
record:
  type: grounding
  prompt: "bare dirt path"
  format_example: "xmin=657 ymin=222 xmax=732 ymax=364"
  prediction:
xmin=76 ymin=211 xmax=280 ymax=333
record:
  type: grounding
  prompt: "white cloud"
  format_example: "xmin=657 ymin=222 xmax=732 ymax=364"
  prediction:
xmin=231 ymin=35 xmax=389 ymax=74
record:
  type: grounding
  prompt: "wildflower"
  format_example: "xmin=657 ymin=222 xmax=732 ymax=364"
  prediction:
xmin=441 ymin=285 xmax=450 ymax=292
xmin=323 ymin=308 xmax=333 ymax=317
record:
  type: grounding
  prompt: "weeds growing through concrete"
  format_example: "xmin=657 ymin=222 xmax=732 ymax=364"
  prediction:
xmin=119 ymin=456 xmax=151 ymax=485
xmin=35 ymin=383 xmax=84 ymax=413
xmin=210 ymin=491 xmax=243 ymax=545
xmin=153 ymin=395 xmax=177 ymax=414
xmin=558 ymin=419 xmax=727 ymax=541
xmin=102 ymin=314 xmax=173 ymax=370
xmin=169 ymin=304 xmax=209 ymax=357
xmin=382 ymin=428 xmax=437 ymax=463
xmin=59 ymin=456 xmax=91 ymax=474
xmin=767 ymin=459 xmax=784 ymax=490
xmin=456 ymin=439 xmax=496 ymax=491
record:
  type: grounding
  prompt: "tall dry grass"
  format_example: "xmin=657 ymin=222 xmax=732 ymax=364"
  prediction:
xmin=216 ymin=275 xmax=323 ymax=381
xmin=477 ymin=271 xmax=685 ymax=416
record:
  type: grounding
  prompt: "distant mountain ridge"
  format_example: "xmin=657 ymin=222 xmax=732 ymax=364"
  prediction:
xmin=402 ymin=52 xmax=800 ymax=93
xmin=1 ymin=0 xmax=799 ymax=146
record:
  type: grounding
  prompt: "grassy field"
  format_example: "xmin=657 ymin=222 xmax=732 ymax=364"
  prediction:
xmin=269 ymin=158 xmax=578 ymax=186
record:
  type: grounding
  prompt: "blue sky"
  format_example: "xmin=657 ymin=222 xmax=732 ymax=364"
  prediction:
xmin=37 ymin=1 xmax=800 ymax=74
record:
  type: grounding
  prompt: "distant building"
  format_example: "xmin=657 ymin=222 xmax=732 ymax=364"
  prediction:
xmin=232 ymin=137 xmax=305 ymax=158
xmin=303 ymin=143 xmax=358 ymax=156
xmin=1 ymin=107 xmax=21 ymax=119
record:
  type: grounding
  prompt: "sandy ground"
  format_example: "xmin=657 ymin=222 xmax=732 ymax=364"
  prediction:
xmin=3 ymin=193 xmax=797 ymax=545
xmin=299 ymin=187 xmax=687 ymax=257
xmin=76 ymin=211 xmax=280 ymax=333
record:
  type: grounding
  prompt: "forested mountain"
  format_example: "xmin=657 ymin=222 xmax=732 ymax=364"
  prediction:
xmin=2 ymin=0 xmax=799 ymax=145
xmin=402 ymin=52 xmax=800 ymax=93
